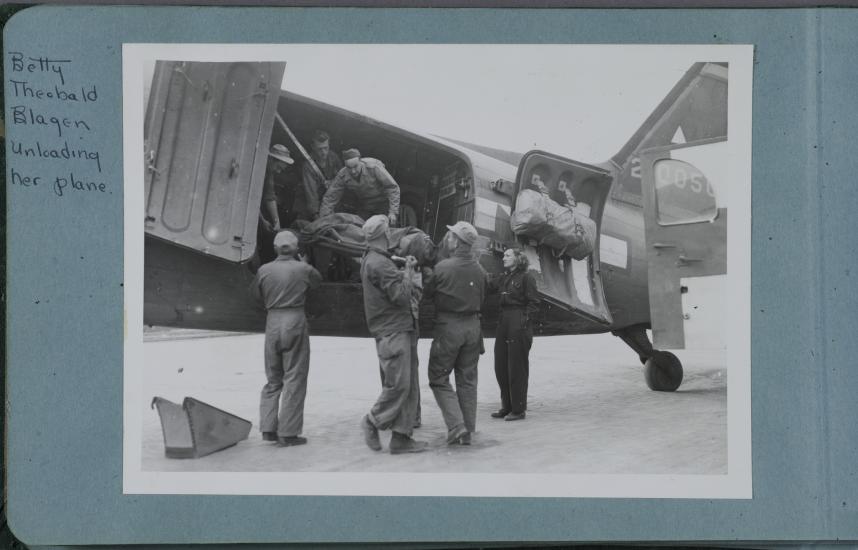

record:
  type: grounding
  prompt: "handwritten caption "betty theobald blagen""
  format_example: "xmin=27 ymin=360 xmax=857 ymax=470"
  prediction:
xmin=7 ymin=52 xmax=107 ymax=198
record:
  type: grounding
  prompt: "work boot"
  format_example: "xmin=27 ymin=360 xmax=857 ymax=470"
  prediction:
xmin=361 ymin=414 xmax=382 ymax=451
xmin=389 ymin=432 xmax=428 ymax=454
xmin=262 ymin=431 xmax=278 ymax=442
xmin=457 ymin=432 xmax=472 ymax=445
xmin=504 ymin=412 xmax=526 ymax=421
xmin=446 ymin=424 xmax=469 ymax=445
xmin=278 ymin=435 xmax=308 ymax=447
xmin=490 ymin=409 xmax=510 ymax=419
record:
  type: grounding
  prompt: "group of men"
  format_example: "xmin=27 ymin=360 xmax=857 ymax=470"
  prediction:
xmin=259 ymin=129 xmax=402 ymax=233
xmin=250 ymin=212 xmax=491 ymax=454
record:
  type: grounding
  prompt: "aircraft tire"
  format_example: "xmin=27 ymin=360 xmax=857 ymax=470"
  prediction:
xmin=644 ymin=351 xmax=683 ymax=392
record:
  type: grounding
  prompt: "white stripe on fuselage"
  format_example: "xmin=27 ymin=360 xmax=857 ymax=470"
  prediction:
xmin=599 ymin=234 xmax=628 ymax=269
xmin=473 ymin=197 xmax=511 ymax=232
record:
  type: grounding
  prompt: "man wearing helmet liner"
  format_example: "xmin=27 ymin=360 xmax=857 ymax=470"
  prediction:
xmin=424 ymin=221 xmax=487 ymax=445
xmin=358 ymin=215 xmax=427 ymax=454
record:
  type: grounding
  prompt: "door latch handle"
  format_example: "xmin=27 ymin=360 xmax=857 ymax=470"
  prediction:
xmin=652 ymin=242 xmax=676 ymax=249
xmin=677 ymin=255 xmax=703 ymax=266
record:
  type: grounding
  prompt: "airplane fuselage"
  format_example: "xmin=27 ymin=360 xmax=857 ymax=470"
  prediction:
xmin=143 ymin=156 xmax=652 ymax=338
xmin=143 ymin=60 xmax=723 ymax=341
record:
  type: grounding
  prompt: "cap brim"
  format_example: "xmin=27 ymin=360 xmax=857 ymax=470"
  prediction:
xmin=446 ymin=225 xmax=477 ymax=245
xmin=269 ymin=153 xmax=295 ymax=165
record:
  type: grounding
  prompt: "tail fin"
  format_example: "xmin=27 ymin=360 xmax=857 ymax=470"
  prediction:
xmin=610 ymin=62 xmax=728 ymax=205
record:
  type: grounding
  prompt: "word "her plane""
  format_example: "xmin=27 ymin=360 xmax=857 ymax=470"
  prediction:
xmin=143 ymin=60 xmax=728 ymax=391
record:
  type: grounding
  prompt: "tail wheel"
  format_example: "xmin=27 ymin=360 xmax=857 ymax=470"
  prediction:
xmin=644 ymin=351 xmax=683 ymax=392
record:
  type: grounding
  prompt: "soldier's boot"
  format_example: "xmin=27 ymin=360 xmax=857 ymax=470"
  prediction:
xmin=389 ymin=431 xmax=428 ymax=455
xmin=446 ymin=424 xmax=468 ymax=445
xmin=361 ymin=415 xmax=382 ymax=451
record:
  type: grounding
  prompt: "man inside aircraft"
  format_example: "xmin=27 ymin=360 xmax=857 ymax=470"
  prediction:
xmin=298 ymin=130 xmax=344 ymax=221
xmin=424 ymin=221 xmax=486 ymax=446
xmin=262 ymin=144 xmax=300 ymax=230
xmin=319 ymin=149 xmax=401 ymax=225
xmin=250 ymin=230 xmax=322 ymax=447
xmin=257 ymin=144 xmax=299 ymax=264
xmin=359 ymin=215 xmax=427 ymax=454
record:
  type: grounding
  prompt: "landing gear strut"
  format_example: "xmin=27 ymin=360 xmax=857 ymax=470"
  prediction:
xmin=612 ymin=325 xmax=683 ymax=392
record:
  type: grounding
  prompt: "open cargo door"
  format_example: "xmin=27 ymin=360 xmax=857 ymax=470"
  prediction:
xmin=514 ymin=151 xmax=614 ymax=327
xmin=639 ymin=137 xmax=728 ymax=349
xmin=144 ymin=61 xmax=286 ymax=262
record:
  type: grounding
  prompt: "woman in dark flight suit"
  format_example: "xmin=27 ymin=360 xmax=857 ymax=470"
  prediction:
xmin=490 ymin=248 xmax=539 ymax=421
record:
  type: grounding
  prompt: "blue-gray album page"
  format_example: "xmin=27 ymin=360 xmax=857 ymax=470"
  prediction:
xmin=5 ymin=5 xmax=858 ymax=546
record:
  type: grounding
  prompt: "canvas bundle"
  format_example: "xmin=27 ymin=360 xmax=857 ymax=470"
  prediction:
xmin=300 ymin=213 xmax=437 ymax=265
xmin=510 ymin=189 xmax=596 ymax=260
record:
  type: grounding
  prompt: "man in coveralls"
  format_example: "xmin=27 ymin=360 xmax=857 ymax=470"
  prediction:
xmin=319 ymin=149 xmax=401 ymax=225
xmin=424 ymin=221 xmax=486 ymax=446
xmin=250 ymin=231 xmax=322 ymax=446
xmin=359 ymin=215 xmax=427 ymax=454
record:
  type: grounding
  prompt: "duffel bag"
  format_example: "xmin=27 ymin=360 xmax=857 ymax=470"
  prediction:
xmin=510 ymin=189 xmax=595 ymax=260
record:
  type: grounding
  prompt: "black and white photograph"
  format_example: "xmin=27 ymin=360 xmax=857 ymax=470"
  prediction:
xmin=123 ymin=44 xmax=752 ymax=498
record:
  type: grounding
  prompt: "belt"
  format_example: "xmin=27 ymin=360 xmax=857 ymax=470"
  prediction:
xmin=436 ymin=311 xmax=480 ymax=319
xmin=500 ymin=305 xmax=526 ymax=310
xmin=269 ymin=305 xmax=305 ymax=311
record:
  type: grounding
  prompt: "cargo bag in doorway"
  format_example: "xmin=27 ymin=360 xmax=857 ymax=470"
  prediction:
xmin=510 ymin=189 xmax=596 ymax=260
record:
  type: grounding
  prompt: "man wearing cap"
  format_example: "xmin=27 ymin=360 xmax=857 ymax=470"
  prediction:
xmin=250 ymin=230 xmax=322 ymax=447
xmin=423 ymin=221 xmax=486 ymax=446
xmin=297 ymin=130 xmax=344 ymax=221
xmin=359 ymin=215 xmax=427 ymax=454
xmin=319 ymin=149 xmax=401 ymax=225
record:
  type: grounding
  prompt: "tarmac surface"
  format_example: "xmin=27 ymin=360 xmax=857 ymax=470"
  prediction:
xmin=140 ymin=329 xmax=726 ymax=475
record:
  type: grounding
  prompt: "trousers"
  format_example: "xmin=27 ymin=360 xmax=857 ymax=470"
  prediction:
xmin=259 ymin=309 xmax=310 ymax=437
xmin=494 ymin=309 xmax=532 ymax=414
xmin=369 ymin=330 xmax=419 ymax=436
xmin=428 ymin=315 xmax=481 ymax=433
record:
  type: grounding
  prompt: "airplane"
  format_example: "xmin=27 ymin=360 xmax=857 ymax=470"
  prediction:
xmin=142 ymin=60 xmax=728 ymax=392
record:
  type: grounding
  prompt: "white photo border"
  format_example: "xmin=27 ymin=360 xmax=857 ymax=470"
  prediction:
xmin=123 ymin=43 xmax=753 ymax=498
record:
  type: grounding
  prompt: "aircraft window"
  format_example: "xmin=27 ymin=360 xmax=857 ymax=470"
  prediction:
xmin=653 ymin=159 xmax=717 ymax=225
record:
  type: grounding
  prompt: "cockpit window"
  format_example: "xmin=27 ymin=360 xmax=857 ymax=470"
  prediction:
xmin=653 ymin=159 xmax=717 ymax=225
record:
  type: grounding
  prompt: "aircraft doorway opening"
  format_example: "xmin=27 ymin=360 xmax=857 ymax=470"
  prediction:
xmin=514 ymin=152 xmax=613 ymax=326
xmin=255 ymin=90 xmax=475 ymax=282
